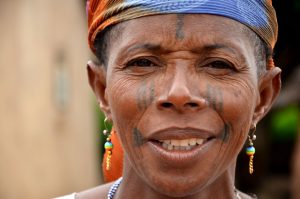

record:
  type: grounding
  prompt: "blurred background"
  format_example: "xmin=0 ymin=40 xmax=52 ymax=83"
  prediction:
xmin=0 ymin=0 xmax=299 ymax=199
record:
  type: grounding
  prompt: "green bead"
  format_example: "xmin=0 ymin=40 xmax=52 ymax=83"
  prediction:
xmin=104 ymin=142 xmax=113 ymax=149
xmin=246 ymin=146 xmax=255 ymax=156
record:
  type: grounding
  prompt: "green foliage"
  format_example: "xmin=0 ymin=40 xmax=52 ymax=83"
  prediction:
xmin=271 ymin=104 xmax=300 ymax=141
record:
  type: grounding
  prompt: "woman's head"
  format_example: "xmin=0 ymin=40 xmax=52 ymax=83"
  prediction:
xmin=86 ymin=0 xmax=281 ymax=197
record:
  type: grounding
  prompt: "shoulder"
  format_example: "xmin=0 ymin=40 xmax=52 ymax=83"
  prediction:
xmin=75 ymin=181 xmax=114 ymax=199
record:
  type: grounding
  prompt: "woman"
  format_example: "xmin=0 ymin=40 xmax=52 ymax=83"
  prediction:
xmin=58 ymin=0 xmax=281 ymax=198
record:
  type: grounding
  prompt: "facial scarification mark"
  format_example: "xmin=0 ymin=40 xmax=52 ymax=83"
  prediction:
xmin=233 ymin=89 xmax=242 ymax=98
xmin=149 ymin=81 xmax=155 ymax=106
xmin=136 ymin=80 xmax=146 ymax=110
xmin=206 ymin=85 xmax=224 ymax=113
xmin=133 ymin=128 xmax=146 ymax=146
xmin=217 ymin=88 xmax=223 ymax=112
xmin=136 ymin=80 xmax=155 ymax=110
xmin=175 ymin=14 xmax=185 ymax=40
xmin=219 ymin=123 xmax=232 ymax=142
xmin=206 ymin=85 xmax=212 ymax=108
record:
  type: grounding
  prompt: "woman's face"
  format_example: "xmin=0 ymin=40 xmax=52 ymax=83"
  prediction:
xmin=89 ymin=14 xmax=280 ymax=197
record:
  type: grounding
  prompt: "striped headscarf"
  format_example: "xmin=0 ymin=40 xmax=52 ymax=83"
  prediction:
xmin=87 ymin=0 xmax=277 ymax=56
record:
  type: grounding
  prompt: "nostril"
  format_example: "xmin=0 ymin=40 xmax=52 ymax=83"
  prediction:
xmin=157 ymin=96 xmax=206 ymax=111
xmin=161 ymin=102 xmax=173 ymax=108
xmin=159 ymin=102 xmax=201 ymax=109
xmin=187 ymin=102 xmax=199 ymax=108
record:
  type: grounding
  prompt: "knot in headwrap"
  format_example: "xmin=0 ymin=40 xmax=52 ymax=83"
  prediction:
xmin=87 ymin=0 xmax=278 ymax=54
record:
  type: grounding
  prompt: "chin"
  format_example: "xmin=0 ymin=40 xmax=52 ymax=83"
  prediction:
xmin=144 ymin=171 xmax=211 ymax=198
xmin=131 ymin=140 xmax=222 ymax=197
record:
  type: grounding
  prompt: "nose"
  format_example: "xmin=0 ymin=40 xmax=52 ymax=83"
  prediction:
xmin=156 ymin=71 xmax=206 ymax=113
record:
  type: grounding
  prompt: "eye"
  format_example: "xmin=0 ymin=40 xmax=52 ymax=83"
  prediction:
xmin=199 ymin=59 xmax=237 ymax=76
xmin=126 ymin=58 xmax=156 ymax=67
xmin=207 ymin=60 xmax=234 ymax=70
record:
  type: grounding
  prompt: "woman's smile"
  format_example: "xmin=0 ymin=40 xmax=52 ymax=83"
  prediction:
xmin=146 ymin=127 xmax=217 ymax=166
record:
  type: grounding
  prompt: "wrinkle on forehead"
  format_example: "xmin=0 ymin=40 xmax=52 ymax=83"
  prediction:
xmin=114 ymin=14 xmax=250 ymax=49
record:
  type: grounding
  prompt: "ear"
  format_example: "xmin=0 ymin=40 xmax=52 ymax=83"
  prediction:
xmin=87 ymin=61 xmax=111 ymax=120
xmin=252 ymin=66 xmax=282 ymax=126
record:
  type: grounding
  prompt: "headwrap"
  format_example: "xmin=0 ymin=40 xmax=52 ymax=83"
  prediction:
xmin=87 ymin=0 xmax=278 ymax=53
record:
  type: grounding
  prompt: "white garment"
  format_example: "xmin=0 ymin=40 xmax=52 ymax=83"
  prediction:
xmin=54 ymin=193 xmax=76 ymax=199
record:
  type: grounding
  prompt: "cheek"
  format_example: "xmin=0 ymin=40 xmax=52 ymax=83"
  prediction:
xmin=107 ymin=82 xmax=140 ymax=162
xmin=205 ymin=81 xmax=256 ymax=133
xmin=108 ymin=79 xmax=139 ymax=131
xmin=227 ymin=81 xmax=257 ymax=124
xmin=219 ymin=83 xmax=257 ymax=149
xmin=107 ymin=77 xmax=156 ymax=146
xmin=204 ymin=83 xmax=257 ymax=175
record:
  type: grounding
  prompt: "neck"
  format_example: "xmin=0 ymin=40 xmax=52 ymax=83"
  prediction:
xmin=115 ymin=156 xmax=238 ymax=199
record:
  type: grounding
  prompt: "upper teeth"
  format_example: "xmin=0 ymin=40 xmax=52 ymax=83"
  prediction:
xmin=159 ymin=138 xmax=205 ymax=148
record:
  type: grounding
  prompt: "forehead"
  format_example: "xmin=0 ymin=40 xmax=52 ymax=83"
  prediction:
xmin=110 ymin=14 xmax=253 ymax=54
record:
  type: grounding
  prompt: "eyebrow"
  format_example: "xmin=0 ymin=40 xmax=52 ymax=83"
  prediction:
xmin=196 ymin=44 xmax=238 ymax=55
xmin=198 ymin=44 xmax=247 ymax=64
xmin=125 ymin=43 xmax=162 ymax=54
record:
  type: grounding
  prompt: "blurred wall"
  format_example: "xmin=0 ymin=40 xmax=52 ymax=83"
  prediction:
xmin=0 ymin=0 xmax=101 ymax=198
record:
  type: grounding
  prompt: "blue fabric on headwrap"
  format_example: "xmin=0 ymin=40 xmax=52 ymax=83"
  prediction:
xmin=136 ymin=0 xmax=267 ymax=26
xmin=87 ymin=0 xmax=278 ymax=51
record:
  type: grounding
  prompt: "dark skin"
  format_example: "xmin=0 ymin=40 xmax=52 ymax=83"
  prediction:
xmin=81 ymin=14 xmax=281 ymax=199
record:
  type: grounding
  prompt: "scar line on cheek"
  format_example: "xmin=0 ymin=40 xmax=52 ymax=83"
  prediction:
xmin=206 ymin=84 xmax=224 ymax=113
xmin=219 ymin=123 xmax=232 ymax=142
xmin=133 ymin=127 xmax=146 ymax=146
xmin=136 ymin=80 xmax=155 ymax=110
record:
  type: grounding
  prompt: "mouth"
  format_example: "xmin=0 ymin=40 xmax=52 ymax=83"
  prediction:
xmin=144 ymin=127 xmax=217 ymax=164
xmin=147 ymin=137 xmax=216 ymax=167
xmin=147 ymin=127 xmax=215 ymax=150
xmin=152 ymin=137 xmax=211 ymax=151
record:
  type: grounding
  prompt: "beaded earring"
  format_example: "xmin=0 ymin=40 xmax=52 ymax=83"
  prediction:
xmin=246 ymin=126 xmax=257 ymax=174
xmin=103 ymin=117 xmax=113 ymax=170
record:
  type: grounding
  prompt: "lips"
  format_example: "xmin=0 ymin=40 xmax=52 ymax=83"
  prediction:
xmin=146 ymin=127 xmax=215 ymax=156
